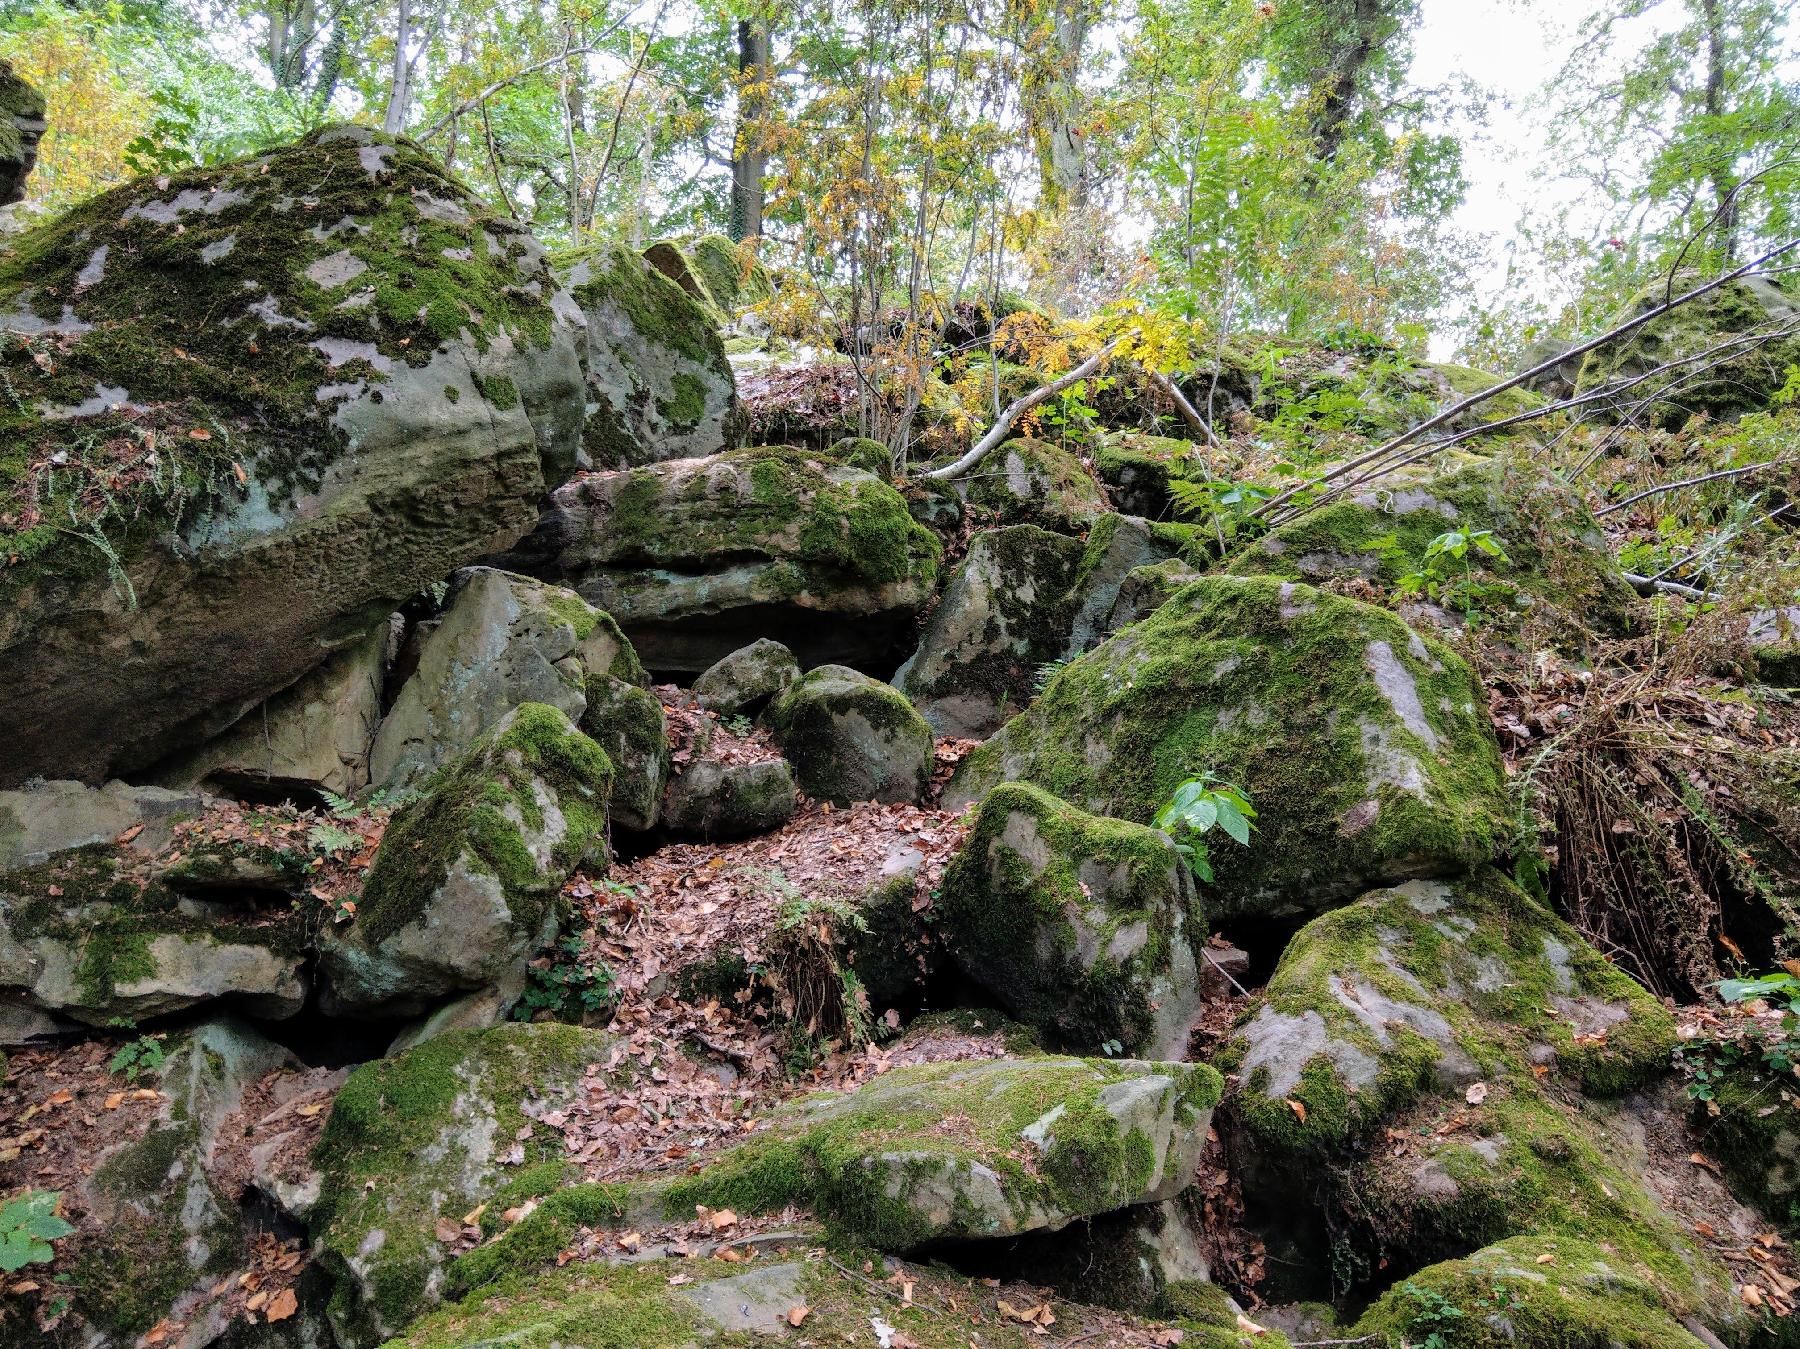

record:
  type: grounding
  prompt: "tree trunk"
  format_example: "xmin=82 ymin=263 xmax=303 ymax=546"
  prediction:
xmin=1700 ymin=0 xmax=1739 ymax=263
xmin=382 ymin=0 xmax=414 ymax=134
xmin=730 ymin=19 xmax=771 ymax=241
xmin=1311 ymin=0 xmax=1387 ymax=163
xmin=1024 ymin=0 xmax=1091 ymax=212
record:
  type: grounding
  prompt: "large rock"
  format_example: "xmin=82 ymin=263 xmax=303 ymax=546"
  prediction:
xmin=766 ymin=665 xmax=933 ymax=805
xmin=948 ymin=576 xmax=1509 ymax=920
xmin=0 ymin=778 xmax=205 ymax=871
xmin=501 ymin=446 xmax=942 ymax=674
xmin=579 ymin=671 xmax=670 ymax=831
xmin=661 ymin=1055 xmax=1221 ymax=1248
xmin=558 ymin=243 xmax=745 ymax=467
xmin=154 ymin=620 xmax=388 ymax=798
xmin=1224 ymin=454 xmax=1638 ymax=643
xmin=309 ymin=1022 xmax=622 ymax=1348
xmin=0 ymin=124 xmax=586 ymax=787
xmin=939 ymin=783 xmax=1204 ymax=1058
xmin=320 ymin=703 xmax=611 ymax=1018
xmin=691 ymin=638 xmax=800 ymax=715
xmin=370 ymin=567 xmax=642 ymax=790
xmin=59 ymin=1019 xmax=303 ymax=1346
xmin=0 ymin=61 xmax=45 ymax=206
xmin=661 ymin=748 xmax=798 ymax=840
xmin=0 ymin=836 xmax=310 ymax=1025
xmin=897 ymin=517 xmax=1188 ymax=739
xmin=961 ymin=436 xmax=1110 ymax=533
xmin=1576 ymin=274 xmax=1800 ymax=426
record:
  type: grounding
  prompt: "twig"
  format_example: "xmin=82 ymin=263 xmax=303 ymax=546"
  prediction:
xmin=925 ymin=337 xmax=1126 ymax=481
xmin=1622 ymin=572 xmax=1719 ymax=601
xmin=824 ymin=1257 xmax=942 ymax=1315
xmin=1596 ymin=456 xmax=1800 ymax=516
xmin=1147 ymin=369 xmax=1219 ymax=448
xmin=1200 ymin=946 xmax=1252 ymax=998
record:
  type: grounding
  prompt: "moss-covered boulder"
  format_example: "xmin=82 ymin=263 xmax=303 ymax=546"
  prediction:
xmin=504 ymin=446 xmax=942 ymax=674
xmin=896 ymin=525 xmax=1085 ymax=738
xmin=0 ymin=60 xmax=45 ymax=206
xmin=0 ymin=839 xmax=310 ymax=1024
xmin=61 ymin=1019 xmax=295 ymax=1346
xmin=1576 ymin=274 xmax=1800 ymax=427
xmin=660 ymin=731 xmax=798 ymax=840
xmin=578 ymin=672 xmax=669 ymax=831
xmin=0 ymin=124 xmax=586 ymax=788
xmin=1095 ymin=431 xmax=1199 ymax=519
xmin=309 ymin=1021 xmax=621 ymax=1348
xmin=1749 ymin=606 xmax=1800 ymax=687
xmin=962 ymin=436 xmax=1110 ymax=533
xmin=557 ymin=243 xmax=744 ymax=468
xmin=1694 ymin=1053 xmax=1800 ymax=1226
xmin=691 ymin=637 xmax=801 ymax=715
xmin=370 ymin=567 xmax=641 ymax=790
xmin=939 ymin=784 xmax=1205 ymax=1058
xmin=1104 ymin=558 xmax=1204 ymax=632
xmin=153 ymin=620 xmax=388 ymax=799
xmin=642 ymin=234 xmax=771 ymax=321
xmin=1224 ymin=455 xmax=1638 ymax=644
xmin=319 ymin=703 xmax=611 ymax=1018
xmin=767 ymin=665 xmax=933 ymax=805
xmin=659 ymin=1055 xmax=1221 ymax=1248
xmin=948 ymin=576 xmax=1508 ymax=920
xmin=1353 ymin=1236 xmax=1732 ymax=1349
xmin=0 ymin=779 xmax=204 ymax=871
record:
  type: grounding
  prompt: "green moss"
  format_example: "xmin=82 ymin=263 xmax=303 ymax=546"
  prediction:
xmin=765 ymin=665 xmax=933 ymax=806
xmin=963 ymin=437 xmax=1108 ymax=534
xmin=449 ymin=1182 xmax=633 ymax=1298
xmin=579 ymin=674 xmax=669 ymax=830
xmin=393 ymin=1256 xmax=703 ymax=1349
xmin=938 ymin=782 xmax=1199 ymax=1054
xmin=949 ymin=575 xmax=1508 ymax=920
xmin=1696 ymin=1057 xmax=1800 ymax=1226
xmin=560 ymin=242 xmax=716 ymax=366
xmin=0 ymin=125 xmax=560 ymax=607
xmin=475 ymin=372 xmax=521 ymax=411
xmin=353 ymin=703 xmax=612 ymax=947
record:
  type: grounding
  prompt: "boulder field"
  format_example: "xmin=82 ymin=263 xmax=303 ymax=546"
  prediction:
xmin=3 ymin=102 xmax=1798 ymax=1349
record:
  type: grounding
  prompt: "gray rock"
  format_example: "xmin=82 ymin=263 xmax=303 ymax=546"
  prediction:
xmin=558 ymin=243 xmax=746 ymax=468
xmin=940 ymin=782 xmax=1205 ymax=1058
xmin=963 ymin=436 xmax=1109 ymax=533
xmin=1749 ymin=606 xmax=1800 ymax=686
xmin=320 ymin=703 xmax=612 ymax=1018
xmin=0 ymin=61 xmax=45 ymax=207
xmin=766 ymin=665 xmax=933 ymax=805
xmin=0 ymin=125 xmax=587 ymax=788
xmin=692 ymin=639 xmax=801 ymax=716
xmin=155 ymin=622 xmax=388 ymax=799
xmin=661 ymin=727 xmax=798 ymax=841
xmin=579 ymin=673 xmax=671 ymax=831
xmin=674 ymin=1261 xmax=808 ymax=1336
xmin=0 ymin=779 xmax=206 ymax=872
xmin=370 ymin=567 xmax=642 ymax=790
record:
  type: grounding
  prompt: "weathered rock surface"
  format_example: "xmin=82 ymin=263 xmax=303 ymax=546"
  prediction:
xmin=309 ymin=1022 xmax=622 ymax=1347
xmin=661 ymin=1055 xmax=1221 ymax=1248
xmin=1224 ymin=455 xmax=1638 ymax=643
xmin=370 ymin=567 xmax=640 ymax=790
xmin=320 ymin=703 xmax=611 ymax=1018
xmin=579 ymin=670 xmax=670 ymax=831
xmin=155 ymin=621 xmax=388 ymax=799
xmin=1577 ymin=273 xmax=1800 ymax=426
xmin=940 ymin=783 xmax=1205 ymax=1058
xmin=500 ymin=446 xmax=941 ymax=674
xmin=0 ymin=779 xmax=205 ymax=871
xmin=0 ymin=836 xmax=310 ymax=1025
xmin=557 ymin=243 xmax=744 ymax=467
xmin=962 ymin=436 xmax=1110 ymax=533
xmin=0 ymin=125 xmax=585 ymax=788
xmin=1749 ymin=605 xmax=1800 ymax=686
xmin=767 ymin=665 xmax=933 ymax=805
xmin=0 ymin=60 xmax=45 ymax=207
xmin=660 ymin=722 xmax=797 ymax=840
xmin=691 ymin=638 xmax=800 ymax=715
xmin=949 ymin=576 xmax=1509 ymax=920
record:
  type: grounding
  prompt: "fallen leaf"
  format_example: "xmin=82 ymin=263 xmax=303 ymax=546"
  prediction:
xmin=104 ymin=1092 xmax=124 ymax=1110
xmin=265 ymin=1289 xmax=298 ymax=1323
xmin=1465 ymin=1081 xmax=1489 ymax=1105
xmin=461 ymin=1203 xmax=487 ymax=1227
xmin=295 ymin=1103 xmax=325 ymax=1117
xmin=709 ymin=1208 xmax=739 ymax=1231
xmin=1285 ymin=1098 xmax=1307 ymax=1122
xmin=1236 ymin=1312 xmax=1267 ymax=1335
xmin=787 ymin=1306 xmax=811 ymax=1326
xmin=1535 ymin=1253 xmax=1555 ymax=1266
xmin=1690 ymin=1152 xmax=1723 ymax=1175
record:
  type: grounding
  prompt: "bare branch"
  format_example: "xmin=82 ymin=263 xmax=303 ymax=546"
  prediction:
xmin=924 ymin=337 xmax=1126 ymax=482
xmin=1596 ymin=455 xmax=1800 ymax=517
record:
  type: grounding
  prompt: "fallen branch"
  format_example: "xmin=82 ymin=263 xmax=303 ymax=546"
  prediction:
xmin=1595 ymin=455 xmax=1800 ymax=516
xmin=1623 ymin=572 xmax=1719 ymax=601
xmin=924 ymin=336 xmax=1126 ymax=481
xmin=1147 ymin=369 xmax=1219 ymax=448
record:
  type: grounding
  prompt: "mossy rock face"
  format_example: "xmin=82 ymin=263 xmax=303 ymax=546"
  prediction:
xmin=1697 ymin=1054 xmax=1800 ymax=1226
xmin=658 ymin=1054 xmax=1222 ymax=1249
xmin=371 ymin=566 xmax=640 ymax=791
xmin=1750 ymin=607 xmax=1800 ymax=688
xmin=766 ymin=665 xmax=933 ymax=805
xmin=939 ymin=783 xmax=1205 ymax=1058
xmin=962 ymin=437 xmax=1110 ymax=534
xmin=1353 ymin=1236 xmax=1725 ymax=1349
xmin=505 ymin=446 xmax=942 ymax=674
xmin=0 ymin=840 xmax=310 ymax=1024
xmin=0 ymin=124 xmax=586 ymax=789
xmin=1105 ymin=558 xmax=1204 ymax=632
xmin=1224 ymin=455 xmax=1638 ymax=645
xmin=691 ymin=638 xmax=801 ymax=716
xmin=578 ymin=673 xmax=669 ymax=831
xmin=0 ymin=779 xmax=204 ymax=873
xmin=0 ymin=60 xmax=45 ymax=206
xmin=689 ymin=234 xmax=772 ymax=312
xmin=1575 ymin=274 xmax=1800 ymax=427
xmin=948 ymin=576 xmax=1508 ymax=920
xmin=896 ymin=525 xmax=1085 ymax=739
xmin=556 ymin=243 xmax=745 ymax=467
xmin=1095 ymin=431 xmax=1197 ymax=519
xmin=154 ymin=620 xmax=388 ymax=799
xmin=319 ymin=703 xmax=612 ymax=1018
xmin=65 ymin=1019 xmax=293 ymax=1344
xmin=1225 ymin=869 xmax=1674 ymax=1156
xmin=309 ymin=1021 xmax=622 ymax=1348
xmin=659 ymin=727 xmax=798 ymax=840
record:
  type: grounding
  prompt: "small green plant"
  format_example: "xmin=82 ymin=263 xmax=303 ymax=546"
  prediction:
xmin=0 ymin=1191 xmax=74 ymax=1273
xmin=723 ymin=713 xmax=756 ymax=737
xmin=1676 ymin=970 xmax=1800 ymax=1101
xmin=1032 ymin=658 xmax=1070 ymax=693
xmin=307 ymin=821 xmax=364 ymax=857
xmin=1369 ymin=524 xmax=1512 ymax=620
xmin=515 ymin=936 xmax=617 ymax=1022
xmin=108 ymin=1034 xmax=166 ymax=1083
xmin=1400 ymin=1280 xmax=1466 ymax=1349
xmin=1153 ymin=771 xmax=1256 ymax=883
xmin=321 ymin=787 xmax=399 ymax=819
